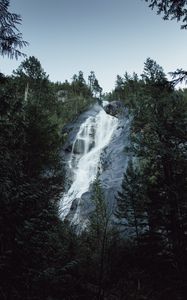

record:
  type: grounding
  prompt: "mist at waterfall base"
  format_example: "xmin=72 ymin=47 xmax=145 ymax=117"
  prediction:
xmin=59 ymin=103 xmax=130 ymax=228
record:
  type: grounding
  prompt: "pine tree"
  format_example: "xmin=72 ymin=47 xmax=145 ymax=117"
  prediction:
xmin=145 ymin=0 xmax=187 ymax=29
xmin=131 ymin=59 xmax=187 ymax=263
xmin=0 ymin=0 xmax=28 ymax=58
xmin=115 ymin=160 xmax=147 ymax=240
xmin=78 ymin=175 xmax=115 ymax=299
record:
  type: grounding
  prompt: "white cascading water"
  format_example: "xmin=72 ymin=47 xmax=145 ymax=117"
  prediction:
xmin=59 ymin=107 xmax=118 ymax=222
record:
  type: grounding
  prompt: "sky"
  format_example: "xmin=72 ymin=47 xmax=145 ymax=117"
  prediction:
xmin=1 ymin=0 xmax=187 ymax=92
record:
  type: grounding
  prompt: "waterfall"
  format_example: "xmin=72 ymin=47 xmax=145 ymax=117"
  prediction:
xmin=59 ymin=107 xmax=118 ymax=222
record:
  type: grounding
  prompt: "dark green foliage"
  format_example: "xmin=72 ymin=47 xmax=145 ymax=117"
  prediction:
xmin=0 ymin=0 xmax=28 ymax=58
xmin=0 ymin=169 xmax=79 ymax=299
xmin=169 ymin=68 xmax=187 ymax=85
xmin=0 ymin=56 xmax=83 ymax=299
xmin=1 ymin=63 xmax=63 ymax=177
xmin=88 ymin=71 xmax=103 ymax=99
xmin=14 ymin=56 xmax=48 ymax=80
xmin=144 ymin=2 xmax=187 ymax=85
xmin=84 ymin=177 xmax=111 ymax=298
xmin=111 ymin=71 xmax=144 ymax=108
xmin=115 ymin=160 xmax=147 ymax=240
xmin=1 ymin=52 xmax=186 ymax=299
xmin=51 ymin=70 xmax=99 ymax=128
xmin=0 ymin=48 xmax=106 ymax=298
xmin=145 ymin=0 xmax=187 ymax=29
xmin=70 ymin=71 xmax=92 ymax=99
xmin=1 ymin=9 xmax=187 ymax=296
xmin=141 ymin=57 xmax=169 ymax=87
xmin=76 ymin=177 xmax=121 ymax=299
xmin=113 ymin=58 xmax=187 ymax=299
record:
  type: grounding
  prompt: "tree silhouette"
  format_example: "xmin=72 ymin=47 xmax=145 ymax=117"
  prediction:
xmin=145 ymin=1 xmax=187 ymax=84
xmin=0 ymin=0 xmax=28 ymax=59
xmin=145 ymin=0 xmax=187 ymax=29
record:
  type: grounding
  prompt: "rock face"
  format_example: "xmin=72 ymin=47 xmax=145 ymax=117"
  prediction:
xmin=103 ymin=100 xmax=124 ymax=117
xmin=60 ymin=102 xmax=131 ymax=231
xmin=99 ymin=113 xmax=130 ymax=213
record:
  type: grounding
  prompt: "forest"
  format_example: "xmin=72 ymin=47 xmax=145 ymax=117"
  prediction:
xmin=0 ymin=0 xmax=187 ymax=299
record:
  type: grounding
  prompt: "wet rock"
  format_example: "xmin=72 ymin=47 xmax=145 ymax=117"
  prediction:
xmin=61 ymin=102 xmax=131 ymax=231
xmin=64 ymin=144 xmax=72 ymax=153
xmin=99 ymin=115 xmax=131 ymax=210
xmin=72 ymin=139 xmax=85 ymax=154
xmin=103 ymin=100 xmax=124 ymax=117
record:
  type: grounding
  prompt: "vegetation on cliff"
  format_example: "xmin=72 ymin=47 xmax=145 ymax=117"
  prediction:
xmin=0 ymin=0 xmax=187 ymax=299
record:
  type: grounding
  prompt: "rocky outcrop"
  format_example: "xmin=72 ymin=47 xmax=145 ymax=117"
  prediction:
xmin=103 ymin=100 xmax=124 ymax=117
xmin=99 ymin=113 xmax=130 ymax=212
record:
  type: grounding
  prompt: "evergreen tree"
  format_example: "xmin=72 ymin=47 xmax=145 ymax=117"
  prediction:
xmin=11 ymin=57 xmax=63 ymax=176
xmin=88 ymin=71 xmax=102 ymax=98
xmin=14 ymin=55 xmax=48 ymax=80
xmin=115 ymin=160 xmax=147 ymax=240
xmin=131 ymin=59 xmax=187 ymax=265
xmin=144 ymin=1 xmax=187 ymax=83
xmin=0 ymin=0 xmax=28 ymax=58
xmin=78 ymin=176 xmax=117 ymax=299
xmin=89 ymin=176 xmax=110 ymax=299
xmin=145 ymin=0 xmax=187 ymax=29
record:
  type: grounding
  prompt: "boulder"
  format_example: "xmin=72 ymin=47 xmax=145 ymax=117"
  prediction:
xmin=103 ymin=101 xmax=124 ymax=117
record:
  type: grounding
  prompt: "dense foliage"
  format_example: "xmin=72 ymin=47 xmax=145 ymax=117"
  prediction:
xmin=0 ymin=54 xmax=102 ymax=299
xmin=145 ymin=0 xmax=187 ymax=29
xmin=0 ymin=0 xmax=28 ymax=58
xmin=0 ymin=2 xmax=187 ymax=298
xmin=144 ymin=0 xmax=187 ymax=83
xmin=111 ymin=58 xmax=187 ymax=299
xmin=1 ymin=53 xmax=187 ymax=299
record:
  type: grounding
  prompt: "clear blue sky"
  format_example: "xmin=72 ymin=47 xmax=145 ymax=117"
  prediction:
xmin=1 ymin=0 xmax=187 ymax=92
